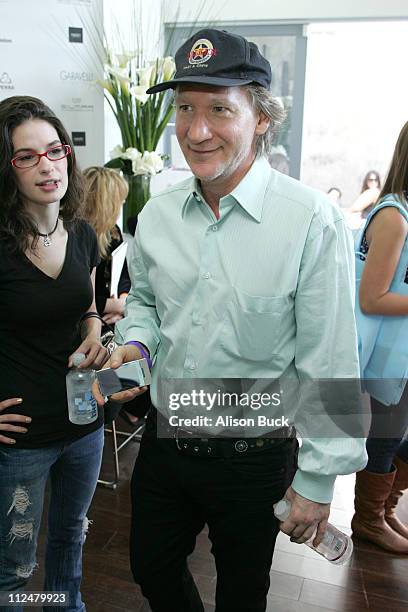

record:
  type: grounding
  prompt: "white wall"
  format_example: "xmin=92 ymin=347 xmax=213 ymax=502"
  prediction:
xmin=165 ymin=0 xmax=408 ymax=24
xmin=0 ymin=0 xmax=104 ymax=169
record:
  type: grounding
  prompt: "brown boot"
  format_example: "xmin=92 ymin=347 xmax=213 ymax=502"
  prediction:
xmin=351 ymin=468 xmax=408 ymax=553
xmin=384 ymin=456 xmax=408 ymax=539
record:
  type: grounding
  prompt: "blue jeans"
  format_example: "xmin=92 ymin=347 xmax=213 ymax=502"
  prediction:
xmin=0 ymin=427 xmax=103 ymax=612
xmin=366 ymin=389 xmax=408 ymax=473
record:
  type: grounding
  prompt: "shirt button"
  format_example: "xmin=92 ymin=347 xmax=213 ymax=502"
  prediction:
xmin=212 ymin=225 xmax=218 ymax=231
xmin=202 ymin=272 xmax=211 ymax=279
xmin=189 ymin=363 xmax=197 ymax=370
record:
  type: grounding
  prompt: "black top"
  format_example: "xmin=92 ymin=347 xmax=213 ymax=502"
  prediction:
xmin=0 ymin=220 xmax=102 ymax=448
xmin=95 ymin=225 xmax=131 ymax=316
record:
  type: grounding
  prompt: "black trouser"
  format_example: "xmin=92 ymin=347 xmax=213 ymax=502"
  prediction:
xmin=129 ymin=410 xmax=298 ymax=612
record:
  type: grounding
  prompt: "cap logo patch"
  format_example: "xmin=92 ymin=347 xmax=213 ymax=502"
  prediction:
xmin=188 ymin=38 xmax=216 ymax=65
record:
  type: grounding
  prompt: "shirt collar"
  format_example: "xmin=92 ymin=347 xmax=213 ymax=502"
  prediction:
xmin=181 ymin=157 xmax=271 ymax=222
xmin=230 ymin=157 xmax=271 ymax=222
xmin=181 ymin=181 xmax=205 ymax=218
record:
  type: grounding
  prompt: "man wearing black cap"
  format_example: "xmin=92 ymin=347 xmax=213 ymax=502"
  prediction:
xmin=96 ymin=28 xmax=366 ymax=612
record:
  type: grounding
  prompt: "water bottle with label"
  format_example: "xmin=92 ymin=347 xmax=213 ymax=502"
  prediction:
xmin=66 ymin=353 xmax=98 ymax=425
xmin=273 ymin=498 xmax=353 ymax=564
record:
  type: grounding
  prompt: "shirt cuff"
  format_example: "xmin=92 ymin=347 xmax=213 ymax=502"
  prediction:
xmin=125 ymin=341 xmax=152 ymax=369
xmin=291 ymin=470 xmax=337 ymax=504
xmin=115 ymin=327 xmax=157 ymax=359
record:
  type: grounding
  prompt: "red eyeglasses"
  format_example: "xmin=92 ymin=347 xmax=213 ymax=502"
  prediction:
xmin=11 ymin=144 xmax=72 ymax=169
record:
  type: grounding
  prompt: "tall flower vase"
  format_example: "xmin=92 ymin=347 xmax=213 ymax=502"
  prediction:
xmin=123 ymin=174 xmax=151 ymax=234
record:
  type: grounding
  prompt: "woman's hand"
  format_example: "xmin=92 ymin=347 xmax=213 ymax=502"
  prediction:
xmin=0 ymin=398 xmax=31 ymax=445
xmin=102 ymin=312 xmax=124 ymax=325
xmin=103 ymin=296 xmax=126 ymax=317
xmin=101 ymin=295 xmax=128 ymax=326
xmin=69 ymin=335 xmax=108 ymax=370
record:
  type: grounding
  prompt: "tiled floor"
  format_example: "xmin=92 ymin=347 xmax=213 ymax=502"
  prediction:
xmin=28 ymin=424 xmax=408 ymax=611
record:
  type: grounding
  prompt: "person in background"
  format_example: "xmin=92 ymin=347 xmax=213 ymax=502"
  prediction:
xmin=327 ymin=186 xmax=342 ymax=206
xmin=350 ymin=170 xmax=381 ymax=219
xmin=0 ymin=96 xmax=107 ymax=611
xmin=83 ymin=166 xmax=150 ymax=425
xmin=94 ymin=28 xmax=366 ymax=612
xmin=82 ymin=167 xmax=130 ymax=327
xmin=352 ymin=123 xmax=408 ymax=554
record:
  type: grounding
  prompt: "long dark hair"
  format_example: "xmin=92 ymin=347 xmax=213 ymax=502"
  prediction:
xmin=378 ymin=121 xmax=408 ymax=206
xmin=360 ymin=169 xmax=381 ymax=194
xmin=0 ymin=95 xmax=84 ymax=252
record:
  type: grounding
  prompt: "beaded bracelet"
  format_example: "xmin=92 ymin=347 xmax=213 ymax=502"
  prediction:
xmin=125 ymin=341 xmax=152 ymax=369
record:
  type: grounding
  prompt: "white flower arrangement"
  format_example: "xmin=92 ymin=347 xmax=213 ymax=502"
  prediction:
xmin=108 ymin=146 xmax=164 ymax=177
xmin=99 ymin=52 xmax=175 ymax=177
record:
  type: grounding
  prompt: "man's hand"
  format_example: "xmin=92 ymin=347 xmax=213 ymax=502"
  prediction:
xmin=92 ymin=344 xmax=148 ymax=406
xmin=278 ymin=486 xmax=330 ymax=547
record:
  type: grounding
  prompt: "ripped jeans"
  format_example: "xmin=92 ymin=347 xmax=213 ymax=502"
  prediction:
xmin=0 ymin=427 xmax=103 ymax=612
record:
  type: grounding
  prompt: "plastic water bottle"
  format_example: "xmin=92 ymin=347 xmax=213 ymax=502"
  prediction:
xmin=66 ymin=353 xmax=98 ymax=425
xmin=273 ymin=498 xmax=353 ymax=565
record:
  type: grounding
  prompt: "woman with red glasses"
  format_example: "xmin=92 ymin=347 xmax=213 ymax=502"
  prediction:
xmin=0 ymin=96 xmax=108 ymax=611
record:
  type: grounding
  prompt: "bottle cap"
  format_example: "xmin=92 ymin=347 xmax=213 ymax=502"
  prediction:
xmin=273 ymin=499 xmax=291 ymax=521
xmin=72 ymin=353 xmax=86 ymax=367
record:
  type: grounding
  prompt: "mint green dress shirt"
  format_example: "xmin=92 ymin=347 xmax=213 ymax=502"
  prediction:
xmin=116 ymin=157 xmax=367 ymax=503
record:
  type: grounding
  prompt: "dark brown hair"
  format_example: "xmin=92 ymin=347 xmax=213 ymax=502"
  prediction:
xmin=378 ymin=121 xmax=408 ymax=205
xmin=0 ymin=95 xmax=84 ymax=252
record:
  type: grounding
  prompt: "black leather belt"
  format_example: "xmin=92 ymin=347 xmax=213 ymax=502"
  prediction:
xmin=152 ymin=410 xmax=296 ymax=458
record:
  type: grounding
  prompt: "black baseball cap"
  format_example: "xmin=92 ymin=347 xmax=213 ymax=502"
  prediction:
xmin=147 ymin=28 xmax=272 ymax=94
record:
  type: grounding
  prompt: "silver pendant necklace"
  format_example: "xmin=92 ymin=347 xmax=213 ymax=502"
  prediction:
xmin=37 ymin=217 xmax=59 ymax=247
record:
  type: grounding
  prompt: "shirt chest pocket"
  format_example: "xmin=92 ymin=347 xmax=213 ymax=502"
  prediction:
xmin=220 ymin=288 xmax=292 ymax=362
